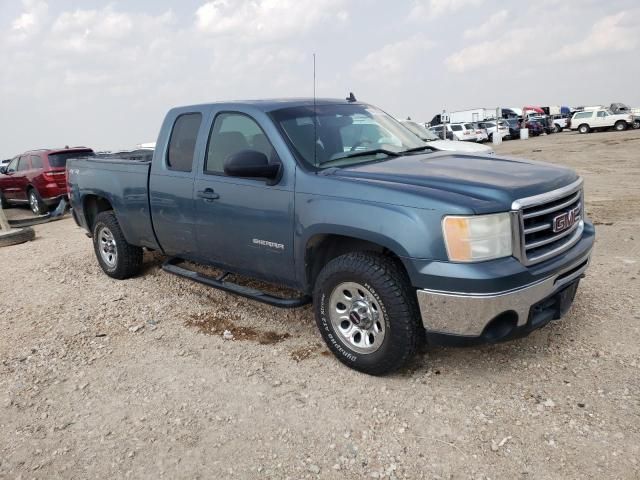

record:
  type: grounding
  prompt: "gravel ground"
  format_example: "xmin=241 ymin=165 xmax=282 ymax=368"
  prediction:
xmin=1 ymin=129 xmax=639 ymax=479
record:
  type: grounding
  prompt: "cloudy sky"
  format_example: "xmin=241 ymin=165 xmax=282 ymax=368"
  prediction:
xmin=1 ymin=0 xmax=639 ymax=157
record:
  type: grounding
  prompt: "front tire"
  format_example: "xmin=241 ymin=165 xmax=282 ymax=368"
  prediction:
xmin=28 ymin=188 xmax=47 ymax=215
xmin=92 ymin=211 xmax=143 ymax=279
xmin=313 ymin=252 xmax=420 ymax=375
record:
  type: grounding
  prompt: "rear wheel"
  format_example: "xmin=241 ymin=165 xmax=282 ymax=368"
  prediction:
xmin=578 ymin=124 xmax=590 ymax=134
xmin=28 ymin=188 xmax=47 ymax=215
xmin=313 ymin=252 xmax=420 ymax=375
xmin=633 ymin=119 xmax=640 ymax=129
xmin=553 ymin=124 xmax=561 ymax=133
xmin=614 ymin=121 xmax=627 ymax=132
xmin=92 ymin=211 xmax=143 ymax=279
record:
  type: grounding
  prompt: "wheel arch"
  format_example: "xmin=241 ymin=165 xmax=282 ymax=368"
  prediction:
xmin=302 ymin=231 xmax=412 ymax=294
xmin=82 ymin=194 xmax=114 ymax=234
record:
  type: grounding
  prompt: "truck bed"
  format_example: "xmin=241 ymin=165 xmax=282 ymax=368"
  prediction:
xmin=67 ymin=156 xmax=158 ymax=249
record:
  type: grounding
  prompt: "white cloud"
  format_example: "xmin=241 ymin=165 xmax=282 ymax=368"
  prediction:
xmin=9 ymin=0 xmax=48 ymax=41
xmin=353 ymin=34 xmax=435 ymax=78
xmin=445 ymin=29 xmax=527 ymax=72
xmin=49 ymin=8 xmax=174 ymax=54
xmin=554 ymin=11 xmax=639 ymax=60
xmin=195 ymin=0 xmax=347 ymax=42
xmin=463 ymin=9 xmax=508 ymax=39
xmin=409 ymin=0 xmax=484 ymax=20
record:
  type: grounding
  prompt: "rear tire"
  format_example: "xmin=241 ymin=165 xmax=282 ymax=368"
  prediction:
xmin=553 ymin=124 xmax=561 ymax=133
xmin=633 ymin=119 xmax=640 ymax=129
xmin=578 ymin=124 xmax=590 ymax=134
xmin=92 ymin=211 xmax=143 ymax=279
xmin=614 ymin=121 xmax=627 ymax=132
xmin=313 ymin=252 xmax=420 ymax=375
xmin=28 ymin=188 xmax=48 ymax=215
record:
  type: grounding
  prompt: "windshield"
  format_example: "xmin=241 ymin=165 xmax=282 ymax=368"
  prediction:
xmin=402 ymin=120 xmax=439 ymax=141
xmin=270 ymin=104 xmax=425 ymax=169
xmin=49 ymin=150 xmax=95 ymax=168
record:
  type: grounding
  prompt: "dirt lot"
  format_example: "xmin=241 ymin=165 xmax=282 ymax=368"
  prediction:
xmin=1 ymin=130 xmax=639 ymax=479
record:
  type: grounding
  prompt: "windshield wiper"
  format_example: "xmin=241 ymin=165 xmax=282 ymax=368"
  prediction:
xmin=321 ymin=148 xmax=400 ymax=166
xmin=400 ymin=145 xmax=433 ymax=154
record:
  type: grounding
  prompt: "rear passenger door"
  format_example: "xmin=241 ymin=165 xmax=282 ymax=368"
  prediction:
xmin=149 ymin=110 xmax=206 ymax=258
xmin=193 ymin=111 xmax=295 ymax=284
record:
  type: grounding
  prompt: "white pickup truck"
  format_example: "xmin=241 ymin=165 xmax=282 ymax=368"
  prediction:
xmin=569 ymin=108 xmax=634 ymax=134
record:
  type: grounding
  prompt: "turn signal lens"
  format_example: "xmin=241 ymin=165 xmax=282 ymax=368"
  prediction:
xmin=442 ymin=213 xmax=512 ymax=262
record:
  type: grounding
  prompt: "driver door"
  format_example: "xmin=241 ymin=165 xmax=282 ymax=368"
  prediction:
xmin=193 ymin=111 xmax=295 ymax=284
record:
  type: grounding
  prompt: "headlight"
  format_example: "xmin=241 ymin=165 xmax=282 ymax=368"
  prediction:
xmin=442 ymin=213 xmax=512 ymax=262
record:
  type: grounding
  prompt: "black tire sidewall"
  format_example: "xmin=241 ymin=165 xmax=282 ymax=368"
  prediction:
xmin=93 ymin=217 xmax=119 ymax=276
xmin=316 ymin=271 xmax=393 ymax=368
xmin=313 ymin=254 xmax=418 ymax=374
xmin=91 ymin=211 xmax=142 ymax=279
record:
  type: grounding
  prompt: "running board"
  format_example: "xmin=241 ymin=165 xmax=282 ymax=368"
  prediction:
xmin=162 ymin=257 xmax=311 ymax=309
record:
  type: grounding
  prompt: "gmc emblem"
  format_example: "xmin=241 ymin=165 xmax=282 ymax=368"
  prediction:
xmin=553 ymin=205 xmax=581 ymax=233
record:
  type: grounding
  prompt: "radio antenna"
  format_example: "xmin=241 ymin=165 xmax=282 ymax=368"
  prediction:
xmin=313 ymin=53 xmax=317 ymax=167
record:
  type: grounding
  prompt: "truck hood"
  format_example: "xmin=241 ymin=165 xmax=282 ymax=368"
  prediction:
xmin=332 ymin=152 xmax=578 ymax=212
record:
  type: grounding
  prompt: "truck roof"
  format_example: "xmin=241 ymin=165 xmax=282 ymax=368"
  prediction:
xmin=172 ymin=98 xmax=362 ymax=113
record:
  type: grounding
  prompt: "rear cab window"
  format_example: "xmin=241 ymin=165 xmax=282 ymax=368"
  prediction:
xmin=167 ymin=113 xmax=203 ymax=172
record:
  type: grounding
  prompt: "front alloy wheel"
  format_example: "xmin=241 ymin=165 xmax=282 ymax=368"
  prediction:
xmin=329 ymin=282 xmax=386 ymax=354
xmin=314 ymin=252 xmax=420 ymax=375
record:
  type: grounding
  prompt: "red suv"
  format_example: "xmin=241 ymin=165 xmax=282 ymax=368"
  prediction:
xmin=0 ymin=147 xmax=94 ymax=215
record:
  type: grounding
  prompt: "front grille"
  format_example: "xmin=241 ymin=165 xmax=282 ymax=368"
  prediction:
xmin=513 ymin=179 xmax=584 ymax=265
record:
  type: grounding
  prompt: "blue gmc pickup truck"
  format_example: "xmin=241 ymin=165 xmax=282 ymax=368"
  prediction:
xmin=68 ymin=98 xmax=594 ymax=375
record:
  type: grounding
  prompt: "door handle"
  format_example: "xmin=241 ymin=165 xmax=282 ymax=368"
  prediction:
xmin=197 ymin=188 xmax=220 ymax=200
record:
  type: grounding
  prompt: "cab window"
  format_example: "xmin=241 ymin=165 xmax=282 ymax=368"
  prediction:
xmin=205 ymin=112 xmax=276 ymax=174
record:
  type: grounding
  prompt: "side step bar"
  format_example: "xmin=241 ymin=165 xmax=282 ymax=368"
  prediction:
xmin=162 ymin=257 xmax=311 ymax=309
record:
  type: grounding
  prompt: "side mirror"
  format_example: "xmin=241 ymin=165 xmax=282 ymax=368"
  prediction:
xmin=224 ymin=150 xmax=280 ymax=181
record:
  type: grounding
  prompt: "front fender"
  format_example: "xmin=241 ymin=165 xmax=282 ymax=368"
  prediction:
xmin=295 ymin=193 xmax=447 ymax=287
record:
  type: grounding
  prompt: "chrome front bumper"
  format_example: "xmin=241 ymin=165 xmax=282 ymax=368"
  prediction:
xmin=416 ymin=252 xmax=590 ymax=337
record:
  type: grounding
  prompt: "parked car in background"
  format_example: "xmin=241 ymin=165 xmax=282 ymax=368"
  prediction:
xmin=470 ymin=122 xmax=489 ymax=142
xmin=503 ymin=118 xmax=522 ymax=139
xmin=0 ymin=159 xmax=11 ymax=168
xmin=551 ymin=114 xmax=570 ymax=133
xmin=477 ymin=120 xmax=509 ymax=142
xmin=609 ymin=103 xmax=640 ymax=129
xmin=400 ymin=120 xmax=494 ymax=154
xmin=525 ymin=120 xmax=545 ymax=136
xmin=0 ymin=147 xmax=94 ymax=214
xmin=569 ymin=109 xmax=634 ymax=134
xmin=448 ymin=123 xmax=479 ymax=142
xmin=427 ymin=124 xmax=454 ymax=140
